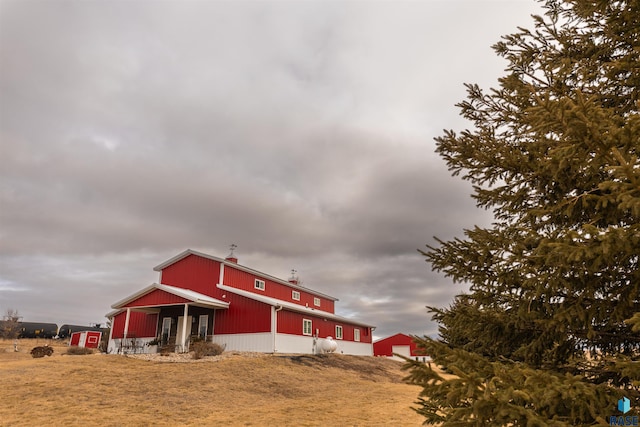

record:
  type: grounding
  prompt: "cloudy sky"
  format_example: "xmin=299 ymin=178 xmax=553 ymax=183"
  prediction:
xmin=0 ymin=0 xmax=542 ymax=340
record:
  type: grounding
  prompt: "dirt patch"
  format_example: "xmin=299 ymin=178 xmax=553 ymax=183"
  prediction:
xmin=283 ymin=353 xmax=407 ymax=383
xmin=125 ymin=350 xmax=266 ymax=363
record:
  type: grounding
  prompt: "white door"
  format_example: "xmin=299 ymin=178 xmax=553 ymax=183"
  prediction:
xmin=392 ymin=345 xmax=411 ymax=359
xmin=176 ymin=316 xmax=192 ymax=351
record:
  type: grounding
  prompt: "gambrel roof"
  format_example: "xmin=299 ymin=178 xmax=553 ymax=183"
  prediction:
xmin=153 ymin=248 xmax=339 ymax=301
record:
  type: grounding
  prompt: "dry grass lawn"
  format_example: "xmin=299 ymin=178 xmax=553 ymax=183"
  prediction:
xmin=0 ymin=339 xmax=425 ymax=426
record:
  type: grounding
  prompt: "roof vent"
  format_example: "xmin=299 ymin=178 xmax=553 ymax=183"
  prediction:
xmin=289 ymin=269 xmax=300 ymax=285
xmin=225 ymin=244 xmax=238 ymax=263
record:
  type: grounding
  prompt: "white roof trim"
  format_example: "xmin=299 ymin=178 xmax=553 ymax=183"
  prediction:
xmin=152 ymin=249 xmax=209 ymax=271
xmin=152 ymin=249 xmax=339 ymax=301
xmin=105 ymin=309 xmax=124 ymax=318
xmin=111 ymin=283 xmax=229 ymax=310
xmin=110 ymin=283 xmax=159 ymax=309
xmin=217 ymin=284 xmax=374 ymax=328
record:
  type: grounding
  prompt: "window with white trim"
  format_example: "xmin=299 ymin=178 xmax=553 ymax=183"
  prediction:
xmin=335 ymin=325 xmax=343 ymax=340
xmin=303 ymin=319 xmax=312 ymax=336
xmin=198 ymin=315 xmax=208 ymax=339
xmin=254 ymin=279 xmax=265 ymax=291
xmin=354 ymin=329 xmax=361 ymax=342
xmin=292 ymin=290 xmax=300 ymax=301
xmin=313 ymin=297 xmax=321 ymax=307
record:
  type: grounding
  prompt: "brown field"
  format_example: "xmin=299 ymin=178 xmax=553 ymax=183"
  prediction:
xmin=0 ymin=339 xmax=424 ymax=426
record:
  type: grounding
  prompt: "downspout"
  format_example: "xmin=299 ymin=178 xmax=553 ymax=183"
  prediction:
xmin=216 ymin=264 xmax=225 ymax=347
xmin=218 ymin=262 xmax=225 ymax=287
xmin=273 ymin=305 xmax=283 ymax=353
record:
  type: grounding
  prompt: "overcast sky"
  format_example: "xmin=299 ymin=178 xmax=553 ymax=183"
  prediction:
xmin=0 ymin=0 xmax=542 ymax=340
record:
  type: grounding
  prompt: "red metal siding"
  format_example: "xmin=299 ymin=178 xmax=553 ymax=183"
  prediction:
xmin=276 ymin=310 xmax=372 ymax=343
xmin=124 ymin=289 xmax=191 ymax=307
xmin=111 ymin=311 xmax=158 ymax=339
xmin=160 ymin=254 xmax=221 ymax=297
xmin=84 ymin=331 xmax=102 ymax=348
xmin=70 ymin=332 xmax=81 ymax=346
xmin=112 ymin=312 xmax=126 ymax=338
xmin=373 ymin=333 xmax=419 ymax=356
xmin=214 ymin=293 xmax=271 ymax=334
xmin=223 ymin=265 xmax=335 ymax=313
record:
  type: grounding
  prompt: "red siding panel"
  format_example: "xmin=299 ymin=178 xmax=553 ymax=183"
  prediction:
xmin=111 ymin=311 xmax=158 ymax=339
xmin=214 ymin=293 xmax=271 ymax=334
xmin=276 ymin=310 xmax=372 ymax=343
xmin=112 ymin=312 xmax=126 ymax=338
xmin=70 ymin=332 xmax=81 ymax=346
xmin=84 ymin=331 xmax=102 ymax=348
xmin=160 ymin=254 xmax=221 ymax=297
xmin=124 ymin=289 xmax=191 ymax=307
xmin=223 ymin=265 xmax=335 ymax=313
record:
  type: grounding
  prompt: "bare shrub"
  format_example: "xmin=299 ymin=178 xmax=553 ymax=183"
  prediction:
xmin=191 ymin=341 xmax=225 ymax=360
xmin=66 ymin=346 xmax=94 ymax=355
xmin=159 ymin=344 xmax=173 ymax=355
xmin=30 ymin=346 xmax=54 ymax=358
xmin=1 ymin=309 xmax=22 ymax=339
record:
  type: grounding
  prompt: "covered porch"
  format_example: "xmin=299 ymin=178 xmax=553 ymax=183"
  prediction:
xmin=108 ymin=283 xmax=229 ymax=354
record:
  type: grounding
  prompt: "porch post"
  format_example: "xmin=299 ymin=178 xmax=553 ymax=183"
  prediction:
xmin=123 ymin=308 xmax=131 ymax=339
xmin=181 ymin=303 xmax=189 ymax=353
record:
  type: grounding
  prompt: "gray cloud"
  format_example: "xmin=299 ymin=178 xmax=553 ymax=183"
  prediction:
xmin=0 ymin=0 xmax=541 ymax=338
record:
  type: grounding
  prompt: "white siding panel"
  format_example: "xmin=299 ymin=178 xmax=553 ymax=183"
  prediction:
xmin=108 ymin=337 xmax=158 ymax=354
xmin=275 ymin=333 xmax=373 ymax=355
xmin=211 ymin=333 xmax=273 ymax=353
xmin=274 ymin=333 xmax=316 ymax=354
xmin=336 ymin=340 xmax=373 ymax=356
xmin=109 ymin=333 xmax=373 ymax=356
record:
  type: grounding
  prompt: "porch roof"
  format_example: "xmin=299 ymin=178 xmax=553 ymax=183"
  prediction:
xmin=110 ymin=283 xmax=230 ymax=311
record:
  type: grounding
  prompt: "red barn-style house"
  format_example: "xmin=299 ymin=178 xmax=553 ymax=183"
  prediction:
xmin=106 ymin=249 xmax=374 ymax=355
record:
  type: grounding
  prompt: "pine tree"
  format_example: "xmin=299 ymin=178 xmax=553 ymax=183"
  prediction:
xmin=405 ymin=1 xmax=640 ymax=425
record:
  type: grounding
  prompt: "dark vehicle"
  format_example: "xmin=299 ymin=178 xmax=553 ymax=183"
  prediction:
xmin=18 ymin=322 xmax=59 ymax=339
xmin=57 ymin=324 xmax=104 ymax=339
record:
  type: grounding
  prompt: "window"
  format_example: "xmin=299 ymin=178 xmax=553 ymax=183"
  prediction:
xmin=303 ymin=319 xmax=312 ymax=336
xmin=254 ymin=279 xmax=265 ymax=291
xmin=313 ymin=297 xmax=321 ymax=307
xmin=198 ymin=315 xmax=208 ymax=339
xmin=354 ymin=329 xmax=361 ymax=342
xmin=292 ymin=290 xmax=300 ymax=301
xmin=335 ymin=325 xmax=343 ymax=340
xmin=161 ymin=317 xmax=172 ymax=344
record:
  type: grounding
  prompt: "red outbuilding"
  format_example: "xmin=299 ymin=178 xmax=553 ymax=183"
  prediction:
xmin=69 ymin=330 xmax=102 ymax=349
xmin=373 ymin=333 xmax=429 ymax=361
xmin=106 ymin=249 xmax=374 ymax=355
